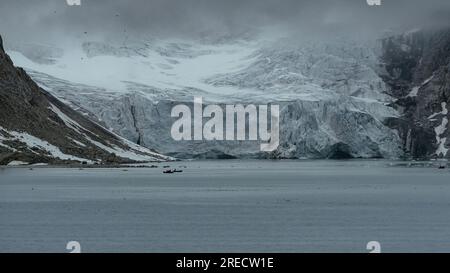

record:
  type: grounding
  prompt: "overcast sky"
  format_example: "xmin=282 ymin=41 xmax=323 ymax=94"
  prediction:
xmin=1 ymin=0 xmax=450 ymax=43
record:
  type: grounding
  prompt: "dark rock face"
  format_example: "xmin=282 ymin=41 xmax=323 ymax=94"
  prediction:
xmin=0 ymin=35 xmax=166 ymax=165
xmin=380 ymin=28 xmax=450 ymax=159
xmin=0 ymin=35 xmax=4 ymax=52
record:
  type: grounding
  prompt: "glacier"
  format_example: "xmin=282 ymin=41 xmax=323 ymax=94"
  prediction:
xmin=5 ymin=34 xmax=404 ymax=159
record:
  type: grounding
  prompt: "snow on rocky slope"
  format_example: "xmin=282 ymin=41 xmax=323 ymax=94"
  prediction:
xmin=0 ymin=35 xmax=170 ymax=165
xmin=5 ymin=33 xmax=406 ymax=159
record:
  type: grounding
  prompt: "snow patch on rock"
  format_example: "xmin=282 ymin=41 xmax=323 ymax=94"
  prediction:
xmin=7 ymin=161 xmax=29 ymax=166
xmin=407 ymin=87 xmax=420 ymax=97
xmin=0 ymin=126 xmax=93 ymax=162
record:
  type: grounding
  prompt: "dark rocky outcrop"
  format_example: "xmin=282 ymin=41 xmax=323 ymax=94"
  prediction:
xmin=0 ymin=35 xmax=4 ymax=52
xmin=381 ymin=28 xmax=450 ymax=159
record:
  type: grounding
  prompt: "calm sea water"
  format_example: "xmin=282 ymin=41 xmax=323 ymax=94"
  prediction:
xmin=1 ymin=160 xmax=450 ymax=253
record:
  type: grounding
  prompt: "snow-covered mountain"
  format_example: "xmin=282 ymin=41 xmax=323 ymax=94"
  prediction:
xmin=0 ymin=35 xmax=170 ymax=165
xmin=4 ymin=30 xmax=447 ymax=159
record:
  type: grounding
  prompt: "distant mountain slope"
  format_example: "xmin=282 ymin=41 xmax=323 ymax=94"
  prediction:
xmin=0 ymin=35 xmax=170 ymax=165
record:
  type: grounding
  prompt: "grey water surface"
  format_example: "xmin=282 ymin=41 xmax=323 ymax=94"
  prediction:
xmin=1 ymin=160 xmax=450 ymax=253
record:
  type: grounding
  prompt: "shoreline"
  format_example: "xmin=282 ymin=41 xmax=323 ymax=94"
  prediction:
xmin=1 ymin=158 xmax=448 ymax=169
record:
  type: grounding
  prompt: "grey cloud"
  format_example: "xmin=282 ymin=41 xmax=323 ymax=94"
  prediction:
xmin=1 ymin=0 xmax=450 ymax=43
